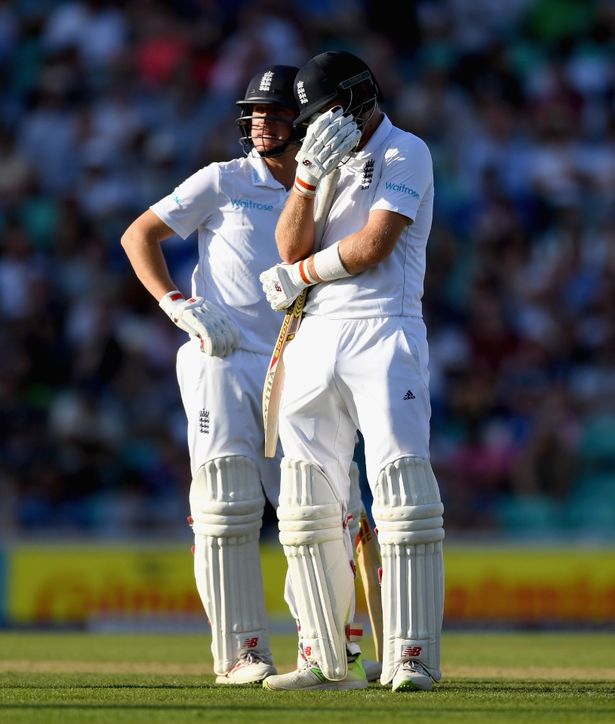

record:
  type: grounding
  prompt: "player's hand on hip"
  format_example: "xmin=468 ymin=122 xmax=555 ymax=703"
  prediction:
xmin=294 ymin=107 xmax=361 ymax=198
xmin=260 ymin=261 xmax=314 ymax=311
xmin=159 ymin=291 xmax=240 ymax=356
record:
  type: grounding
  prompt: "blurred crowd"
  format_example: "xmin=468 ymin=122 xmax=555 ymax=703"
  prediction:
xmin=1 ymin=0 xmax=614 ymax=540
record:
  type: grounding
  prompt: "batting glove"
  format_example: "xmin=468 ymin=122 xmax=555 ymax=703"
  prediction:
xmin=159 ymin=290 xmax=240 ymax=356
xmin=259 ymin=260 xmax=317 ymax=311
xmin=294 ymin=108 xmax=361 ymax=198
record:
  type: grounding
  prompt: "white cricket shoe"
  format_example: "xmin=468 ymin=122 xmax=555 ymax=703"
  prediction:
xmin=263 ymin=656 xmax=368 ymax=691
xmin=362 ymin=659 xmax=382 ymax=682
xmin=392 ymin=660 xmax=435 ymax=692
xmin=215 ymin=652 xmax=276 ymax=685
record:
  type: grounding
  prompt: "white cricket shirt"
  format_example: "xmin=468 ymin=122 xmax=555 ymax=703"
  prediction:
xmin=306 ymin=114 xmax=434 ymax=319
xmin=151 ymin=152 xmax=290 ymax=355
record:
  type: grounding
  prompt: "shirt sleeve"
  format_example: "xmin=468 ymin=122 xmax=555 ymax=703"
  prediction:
xmin=371 ymin=135 xmax=433 ymax=222
xmin=149 ymin=164 xmax=219 ymax=239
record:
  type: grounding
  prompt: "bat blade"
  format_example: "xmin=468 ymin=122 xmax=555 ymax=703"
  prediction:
xmin=262 ymin=168 xmax=340 ymax=459
xmin=355 ymin=509 xmax=383 ymax=662
xmin=262 ymin=289 xmax=307 ymax=458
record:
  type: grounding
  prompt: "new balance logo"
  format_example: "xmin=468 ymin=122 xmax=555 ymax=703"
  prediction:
xmin=199 ymin=409 xmax=210 ymax=434
xmin=401 ymin=645 xmax=422 ymax=658
xmin=243 ymin=637 xmax=259 ymax=649
xmin=403 ymin=390 xmax=415 ymax=400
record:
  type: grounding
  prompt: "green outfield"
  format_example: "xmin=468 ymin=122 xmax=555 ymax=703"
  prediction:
xmin=0 ymin=632 xmax=614 ymax=722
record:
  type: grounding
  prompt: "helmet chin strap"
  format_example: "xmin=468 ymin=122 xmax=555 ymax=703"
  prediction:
xmin=258 ymin=138 xmax=299 ymax=158
xmin=251 ymin=126 xmax=299 ymax=158
xmin=354 ymin=100 xmax=378 ymax=131
xmin=344 ymin=83 xmax=378 ymax=130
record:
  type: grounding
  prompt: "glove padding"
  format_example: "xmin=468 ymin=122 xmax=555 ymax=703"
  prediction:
xmin=259 ymin=263 xmax=311 ymax=311
xmin=159 ymin=291 xmax=240 ymax=356
xmin=294 ymin=107 xmax=361 ymax=197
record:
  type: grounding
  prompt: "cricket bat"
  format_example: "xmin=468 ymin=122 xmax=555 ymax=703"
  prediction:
xmin=355 ymin=507 xmax=383 ymax=662
xmin=262 ymin=169 xmax=340 ymax=458
xmin=262 ymin=289 xmax=307 ymax=458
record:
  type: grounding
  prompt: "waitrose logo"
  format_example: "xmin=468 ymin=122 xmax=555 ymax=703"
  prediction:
xmin=384 ymin=181 xmax=420 ymax=199
xmin=232 ymin=198 xmax=274 ymax=211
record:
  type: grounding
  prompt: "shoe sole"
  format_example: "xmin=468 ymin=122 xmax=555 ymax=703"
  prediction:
xmin=216 ymin=668 xmax=277 ymax=685
xmin=393 ymin=678 xmax=433 ymax=692
xmin=263 ymin=679 xmax=368 ymax=691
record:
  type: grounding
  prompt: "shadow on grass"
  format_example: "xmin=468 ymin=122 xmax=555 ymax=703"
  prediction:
xmin=3 ymin=680 xmax=614 ymax=693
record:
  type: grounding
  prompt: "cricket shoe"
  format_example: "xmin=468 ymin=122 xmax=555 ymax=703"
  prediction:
xmin=295 ymin=647 xmax=379 ymax=681
xmin=392 ymin=660 xmax=435 ymax=692
xmin=215 ymin=652 xmax=276 ymax=685
xmin=362 ymin=659 xmax=382 ymax=682
xmin=263 ymin=655 xmax=368 ymax=691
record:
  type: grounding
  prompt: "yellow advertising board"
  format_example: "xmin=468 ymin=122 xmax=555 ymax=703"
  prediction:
xmin=444 ymin=547 xmax=615 ymax=624
xmin=5 ymin=543 xmax=615 ymax=626
xmin=8 ymin=544 xmax=203 ymax=625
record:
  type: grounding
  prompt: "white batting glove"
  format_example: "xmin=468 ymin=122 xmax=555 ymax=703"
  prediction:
xmin=294 ymin=108 xmax=361 ymax=198
xmin=159 ymin=290 xmax=240 ymax=356
xmin=259 ymin=260 xmax=317 ymax=311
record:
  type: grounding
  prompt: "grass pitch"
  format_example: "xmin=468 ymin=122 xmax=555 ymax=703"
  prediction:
xmin=0 ymin=631 xmax=614 ymax=723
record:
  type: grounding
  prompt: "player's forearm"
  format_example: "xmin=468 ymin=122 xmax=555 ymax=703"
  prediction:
xmin=121 ymin=212 xmax=177 ymax=301
xmin=337 ymin=232 xmax=384 ymax=275
xmin=275 ymin=192 xmax=316 ymax=263
xmin=338 ymin=210 xmax=409 ymax=274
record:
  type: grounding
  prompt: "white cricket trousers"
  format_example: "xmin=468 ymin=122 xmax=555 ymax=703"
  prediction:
xmin=176 ymin=338 xmax=282 ymax=506
xmin=278 ymin=315 xmax=432 ymax=502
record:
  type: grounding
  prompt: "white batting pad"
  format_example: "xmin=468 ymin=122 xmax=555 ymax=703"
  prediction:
xmin=278 ymin=457 xmax=354 ymax=680
xmin=372 ymin=457 xmax=445 ymax=685
xmin=190 ymin=455 xmax=271 ymax=675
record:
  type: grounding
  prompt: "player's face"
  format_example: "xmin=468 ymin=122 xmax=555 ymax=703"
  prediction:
xmin=250 ymin=104 xmax=296 ymax=154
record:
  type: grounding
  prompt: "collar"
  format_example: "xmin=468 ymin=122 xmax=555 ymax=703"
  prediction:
xmin=346 ymin=114 xmax=393 ymax=167
xmin=248 ymin=150 xmax=277 ymax=187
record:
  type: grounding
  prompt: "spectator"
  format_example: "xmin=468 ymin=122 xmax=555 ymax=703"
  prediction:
xmin=1 ymin=0 xmax=614 ymax=539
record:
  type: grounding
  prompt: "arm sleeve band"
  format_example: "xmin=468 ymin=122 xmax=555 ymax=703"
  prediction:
xmin=313 ymin=243 xmax=352 ymax=282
